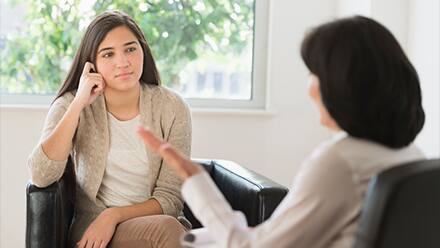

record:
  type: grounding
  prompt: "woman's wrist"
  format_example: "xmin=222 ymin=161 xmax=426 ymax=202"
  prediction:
xmin=71 ymin=97 xmax=86 ymax=111
xmin=184 ymin=163 xmax=203 ymax=179
xmin=103 ymin=207 xmax=123 ymax=225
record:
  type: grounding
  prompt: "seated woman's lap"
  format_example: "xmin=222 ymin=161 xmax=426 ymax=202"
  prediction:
xmin=109 ymin=215 xmax=186 ymax=248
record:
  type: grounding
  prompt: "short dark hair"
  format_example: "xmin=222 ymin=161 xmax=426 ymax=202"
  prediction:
xmin=301 ymin=16 xmax=424 ymax=148
xmin=56 ymin=10 xmax=161 ymax=100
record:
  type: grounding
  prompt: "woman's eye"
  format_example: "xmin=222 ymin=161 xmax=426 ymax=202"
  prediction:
xmin=103 ymin=52 xmax=113 ymax=58
xmin=126 ymin=47 xmax=136 ymax=53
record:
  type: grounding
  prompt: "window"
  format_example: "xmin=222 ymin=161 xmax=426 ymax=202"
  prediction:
xmin=0 ymin=0 xmax=269 ymax=109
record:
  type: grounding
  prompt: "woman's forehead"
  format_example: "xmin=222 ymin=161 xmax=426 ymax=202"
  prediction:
xmin=98 ymin=26 xmax=138 ymax=49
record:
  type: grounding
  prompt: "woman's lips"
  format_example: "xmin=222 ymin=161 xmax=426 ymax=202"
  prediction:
xmin=115 ymin=72 xmax=134 ymax=78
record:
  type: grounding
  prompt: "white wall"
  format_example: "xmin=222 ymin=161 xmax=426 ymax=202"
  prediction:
xmin=1 ymin=0 xmax=439 ymax=247
xmin=407 ymin=0 xmax=440 ymax=158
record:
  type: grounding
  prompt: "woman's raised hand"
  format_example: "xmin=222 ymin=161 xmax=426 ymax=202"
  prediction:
xmin=137 ymin=126 xmax=202 ymax=180
xmin=73 ymin=62 xmax=106 ymax=108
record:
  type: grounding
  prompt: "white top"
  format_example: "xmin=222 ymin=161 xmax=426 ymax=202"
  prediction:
xmin=96 ymin=113 xmax=149 ymax=207
xmin=182 ymin=133 xmax=425 ymax=248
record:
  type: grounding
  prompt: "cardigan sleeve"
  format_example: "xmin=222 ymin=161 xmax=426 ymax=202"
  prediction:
xmin=151 ymin=90 xmax=192 ymax=217
xmin=27 ymin=93 xmax=75 ymax=187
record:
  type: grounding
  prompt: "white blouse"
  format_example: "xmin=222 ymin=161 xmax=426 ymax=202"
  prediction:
xmin=181 ymin=133 xmax=424 ymax=248
xmin=97 ymin=113 xmax=149 ymax=207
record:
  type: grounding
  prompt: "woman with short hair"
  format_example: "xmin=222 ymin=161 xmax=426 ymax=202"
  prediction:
xmin=138 ymin=16 xmax=425 ymax=248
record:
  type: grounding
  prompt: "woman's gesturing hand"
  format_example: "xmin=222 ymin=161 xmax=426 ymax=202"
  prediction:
xmin=74 ymin=61 xmax=106 ymax=109
xmin=77 ymin=208 xmax=119 ymax=248
xmin=137 ymin=126 xmax=202 ymax=180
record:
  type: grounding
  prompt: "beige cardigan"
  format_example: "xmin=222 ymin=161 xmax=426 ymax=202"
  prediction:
xmin=28 ymin=84 xmax=191 ymax=245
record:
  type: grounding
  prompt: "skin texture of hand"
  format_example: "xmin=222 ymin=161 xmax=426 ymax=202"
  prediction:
xmin=77 ymin=208 xmax=120 ymax=248
xmin=137 ymin=126 xmax=202 ymax=180
xmin=73 ymin=61 xmax=106 ymax=109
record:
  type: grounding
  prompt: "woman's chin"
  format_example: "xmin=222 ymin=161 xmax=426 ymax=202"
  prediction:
xmin=320 ymin=118 xmax=341 ymax=132
xmin=106 ymin=81 xmax=140 ymax=92
xmin=320 ymin=118 xmax=332 ymax=129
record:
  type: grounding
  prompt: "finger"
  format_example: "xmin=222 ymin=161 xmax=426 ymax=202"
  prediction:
xmin=137 ymin=126 xmax=188 ymax=164
xmin=85 ymin=239 xmax=94 ymax=248
xmin=92 ymin=87 xmax=102 ymax=95
xmin=90 ymin=63 xmax=96 ymax=72
xmin=137 ymin=126 xmax=195 ymax=177
xmin=82 ymin=62 xmax=93 ymax=75
xmin=137 ymin=126 xmax=166 ymax=152
xmin=92 ymin=240 xmax=102 ymax=248
xmin=87 ymin=73 xmax=102 ymax=79
xmin=159 ymin=144 xmax=188 ymax=166
xmin=77 ymin=239 xmax=85 ymax=248
xmin=93 ymin=80 xmax=105 ymax=92
xmin=81 ymin=78 xmax=99 ymax=92
xmin=159 ymin=144 xmax=200 ymax=178
xmin=87 ymin=76 xmax=103 ymax=86
xmin=100 ymin=239 xmax=110 ymax=248
xmin=86 ymin=77 xmax=104 ymax=91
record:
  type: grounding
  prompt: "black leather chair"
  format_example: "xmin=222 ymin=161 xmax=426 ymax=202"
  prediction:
xmin=354 ymin=158 xmax=440 ymax=248
xmin=26 ymin=157 xmax=288 ymax=248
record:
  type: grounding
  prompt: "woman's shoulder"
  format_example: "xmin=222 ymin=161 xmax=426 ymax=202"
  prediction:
xmin=294 ymin=136 xmax=358 ymax=202
xmin=307 ymin=133 xmax=348 ymax=162
xmin=50 ymin=91 xmax=75 ymax=109
xmin=306 ymin=141 xmax=346 ymax=171
xmin=297 ymin=134 xmax=355 ymax=186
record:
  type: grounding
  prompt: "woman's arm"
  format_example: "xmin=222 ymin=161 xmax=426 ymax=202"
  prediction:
xmin=27 ymin=95 xmax=76 ymax=187
xmin=76 ymin=198 xmax=163 ymax=248
xmin=110 ymin=198 xmax=163 ymax=222
xmin=28 ymin=62 xmax=105 ymax=187
xmin=138 ymin=127 xmax=359 ymax=248
xmin=42 ymin=62 xmax=105 ymax=160
xmin=40 ymin=101 xmax=82 ymax=161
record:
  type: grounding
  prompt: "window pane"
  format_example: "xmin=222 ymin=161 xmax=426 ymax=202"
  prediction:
xmin=0 ymin=0 xmax=255 ymax=100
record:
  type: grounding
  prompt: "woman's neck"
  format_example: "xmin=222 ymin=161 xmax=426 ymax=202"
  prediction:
xmin=104 ymin=84 xmax=141 ymax=121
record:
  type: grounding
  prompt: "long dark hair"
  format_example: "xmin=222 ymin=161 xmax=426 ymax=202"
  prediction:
xmin=301 ymin=16 xmax=425 ymax=148
xmin=55 ymin=10 xmax=161 ymax=100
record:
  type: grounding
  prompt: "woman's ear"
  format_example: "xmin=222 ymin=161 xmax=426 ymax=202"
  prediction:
xmin=308 ymin=74 xmax=321 ymax=102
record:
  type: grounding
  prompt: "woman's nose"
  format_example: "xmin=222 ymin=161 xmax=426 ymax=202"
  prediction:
xmin=116 ymin=54 xmax=130 ymax=68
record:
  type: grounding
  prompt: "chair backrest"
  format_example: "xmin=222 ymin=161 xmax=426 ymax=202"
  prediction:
xmin=184 ymin=159 xmax=288 ymax=228
xmin=354 ymin=158 xmax=440 ymax=248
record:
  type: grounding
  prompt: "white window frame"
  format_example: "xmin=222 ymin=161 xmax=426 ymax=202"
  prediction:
xmin=0 ymin=0 xmax=270 ymax=110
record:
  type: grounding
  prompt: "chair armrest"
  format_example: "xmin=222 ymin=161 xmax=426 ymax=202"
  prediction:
xmin=184 ymin=159 xmax=288 ymax=228
xmin=26 ymin=158 xmax=75 ymax=248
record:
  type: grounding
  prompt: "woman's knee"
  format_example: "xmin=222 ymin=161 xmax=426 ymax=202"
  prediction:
xmin=110 ymin=215 xmax=186 ymax=248
xmin=154 ymin=215 xmax=183 ymax=230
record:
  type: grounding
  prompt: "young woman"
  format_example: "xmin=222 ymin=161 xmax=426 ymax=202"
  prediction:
xmin=138 ymin=16 xmax=426 ymax=247
xmin=28 ymin=11 xmax=191 ymax=248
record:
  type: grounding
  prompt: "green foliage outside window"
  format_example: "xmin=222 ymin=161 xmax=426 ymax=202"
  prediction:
xmin=0 ymin=0 xmax=254 ymax=94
